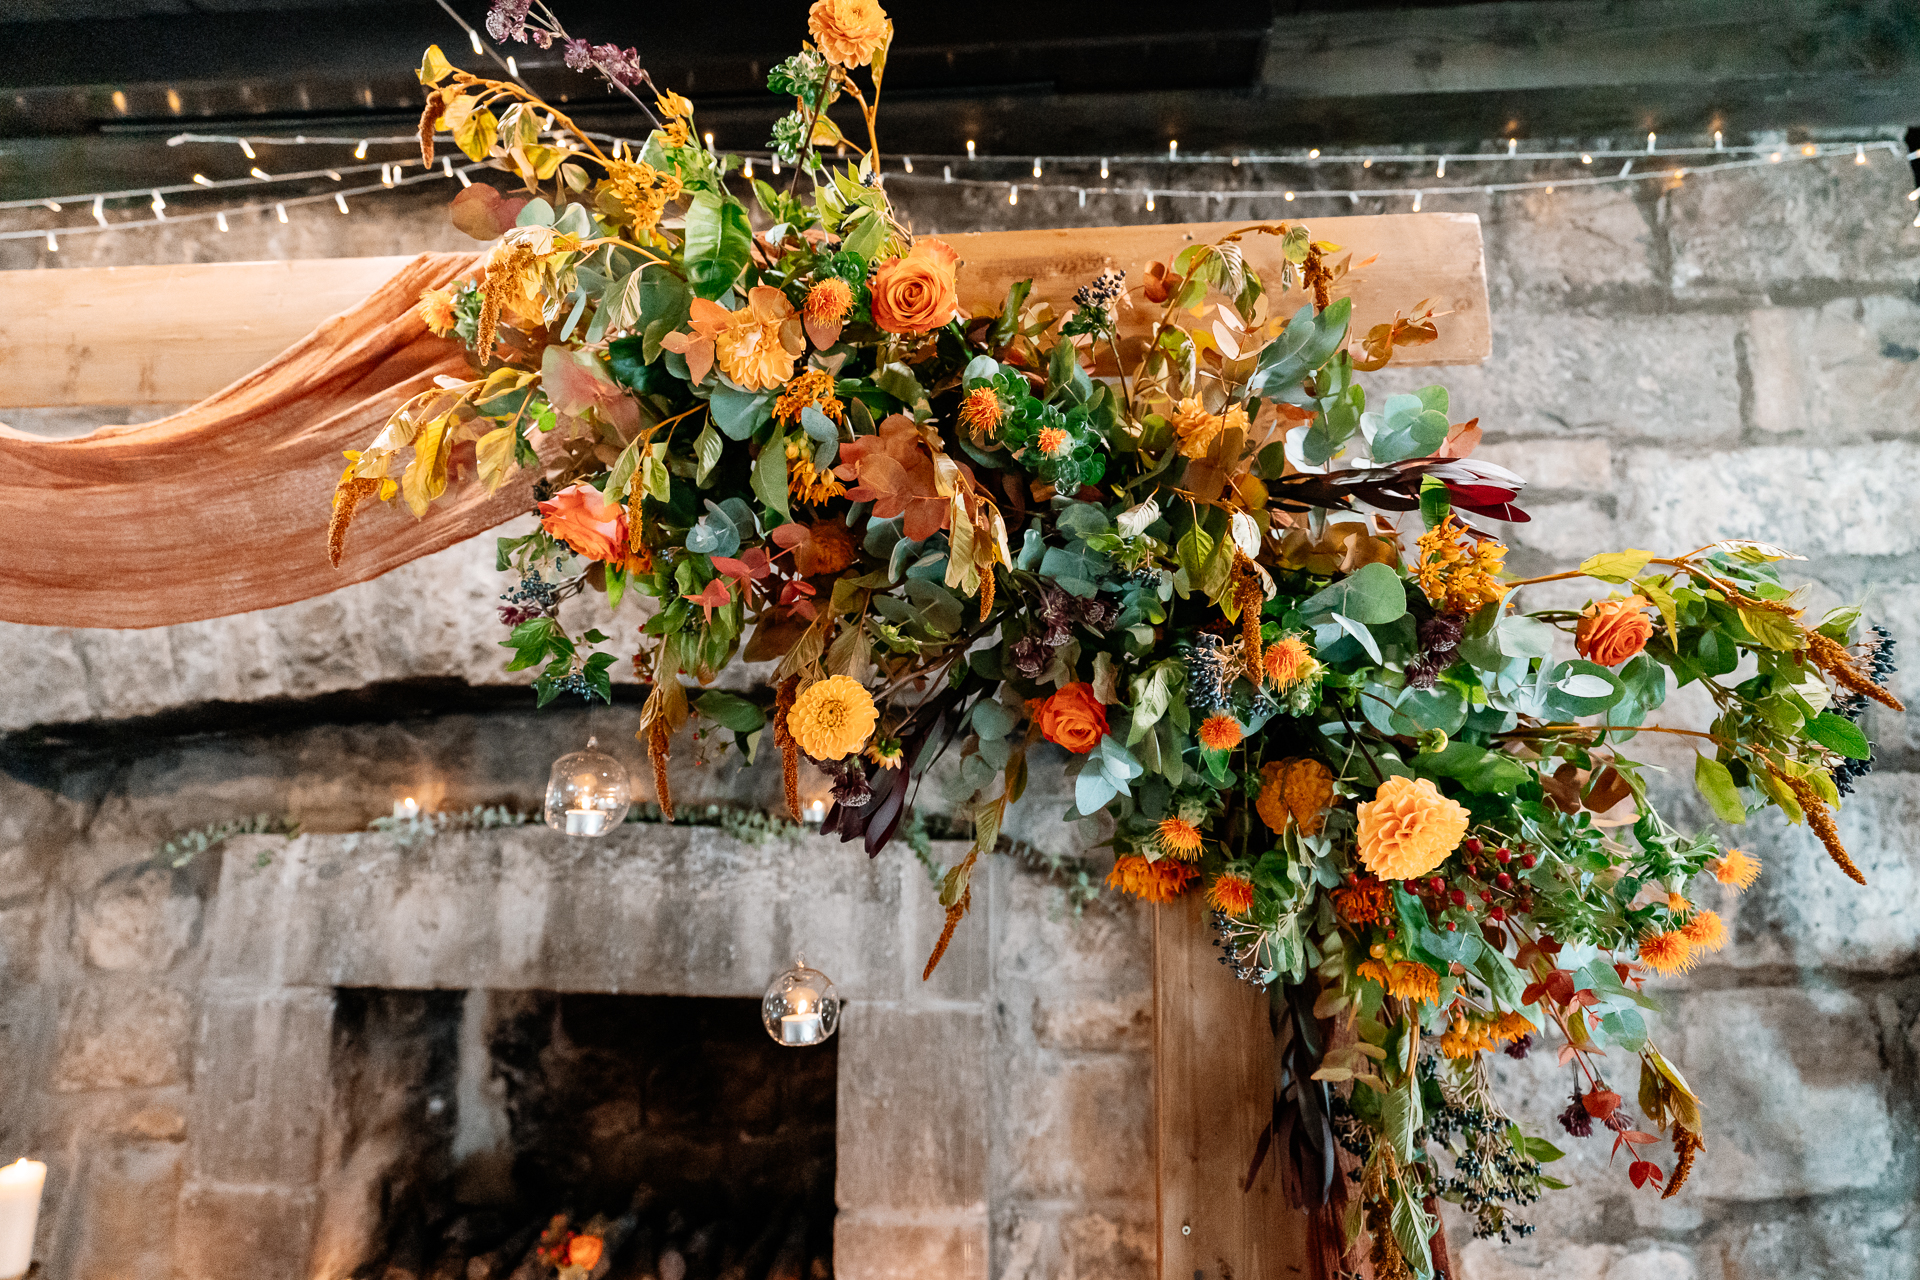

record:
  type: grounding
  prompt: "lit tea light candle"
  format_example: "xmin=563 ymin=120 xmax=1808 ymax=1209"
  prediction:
xmin=0 ymin=1158 xmax=46 ymax=1280
xmin=392 ymin=797 xmax=420 ymax=820
xmin=780 ymin=986 xmax=823 ymax=1044
xmin=563 ymin=808 xmax=609 ymax=836
xmin=803 ymin=799 xmax=828 ymax=823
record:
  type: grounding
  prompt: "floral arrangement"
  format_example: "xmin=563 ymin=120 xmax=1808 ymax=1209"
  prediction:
xmin=326 ymin=1 xmax=1902 ymax=1272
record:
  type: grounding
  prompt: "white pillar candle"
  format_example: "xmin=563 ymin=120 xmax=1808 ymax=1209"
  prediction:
xmin=0 ymin=1159 xmax=45 ymax=1280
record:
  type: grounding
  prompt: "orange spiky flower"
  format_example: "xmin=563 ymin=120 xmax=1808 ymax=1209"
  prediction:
xmin=804 ymin=277 xmax=854 ymax=329
xmin=1198 ymin=714 xmax=1244 ymax=751
xmin=1206 ymin=872 xmax=1255 ymax=916
xmin=1106 ymin=854 xmax=1199 ymax=903
xmin=1386 ymin=961 xmax=1440 ymax=1005
xmin=1709 ymin=849 xmax=1761 ymax=890
xmin=958 ymin=386 xmax=1004 ymax=440
xmin=1154 ymin=816 xmax=1204 ymax=861
xmin=1638 ymin=929 xmax=1694 ymax=975
xmin=1680 ymin=908 xmax=1728 ymax=953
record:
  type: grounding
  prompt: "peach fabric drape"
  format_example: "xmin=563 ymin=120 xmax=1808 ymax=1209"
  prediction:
xmin=0 ymin=251 xmax=518 ymax=629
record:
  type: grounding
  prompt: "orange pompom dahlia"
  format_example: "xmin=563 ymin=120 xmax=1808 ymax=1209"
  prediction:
xmin=1354 ymin=776 xmax=1469 ymax=880
xmin=807 ymin=0 xmax=890 ymax=68
xmin=786 ymin=675 xmax=878 ymax=760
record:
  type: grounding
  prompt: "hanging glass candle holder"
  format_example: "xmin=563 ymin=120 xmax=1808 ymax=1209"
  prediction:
xmin=543 ymin=736 xmax=631 ymax=837
xmin=761 ymin=955 xmax=839 ymax=1047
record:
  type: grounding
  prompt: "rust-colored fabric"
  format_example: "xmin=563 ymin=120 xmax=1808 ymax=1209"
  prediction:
xmin=0 ymin=251 xmax=515 ymax=629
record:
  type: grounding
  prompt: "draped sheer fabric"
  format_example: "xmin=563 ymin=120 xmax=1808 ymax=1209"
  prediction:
xmin=0 ymin=252 xmax=526 ymax=629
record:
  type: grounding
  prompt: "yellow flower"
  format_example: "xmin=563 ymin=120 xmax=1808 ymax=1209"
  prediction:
xmin=417 ymin=287 xmax=458 ymax=336
xmin=1355 ymin=957 xmax=1392 ymax=989
xmin=714 ymin=286 xmax=805 ymax=391
xmin=660 ymin=119 xmax=692 ymax=149
xmin=1386 ymin=960 xmax=1440 ymax=1005
xmin=807 ymin=0 xmax=891 ymax=68
xmin=774 ymin=367 xmax=845 ymax=425
xmin=1154 ymin=816 xmax=1204 ymax=861
xmin=1264 ymin=635 xmax=1316 ymax=690
xmin=866 ymin=737 xmax=903 ymax=769
xmin=1206 ymin=872 xmax=1255 ymax=916
xmin=1197 ymin=714 xmax=1243 ymax=752
xmin=1413 ymin=514 xmax=1508 ymax=615
xmin=1680 ymin=909 xmax=1728 ymax=952
xmin=1638 ymin=928 xmax=1695 ymax=975
xmin=1355 ymin=776 xmax=1469 ymax=880
xmin=1490 ymin=1010 xmax=1536 ymax=1043
xmin=958 ymin=386 xmax=1003 ymax=440
xmin=656 ymin=90 xmax=694 ymax=119
xmin=1710 ymin=849 xmax=1761 ymax=890
xmin=785 ymin=438 xmax=847 ymax=505
xmin=1106 ymin=854 xmax=1198 ymax=903
xmin=1667 ymin=891 xmax=1691 ymax=912
xmin=1170 ymin=396 xmax=1220 ymax=458
xmin=786 ymin=675 xmax=878 ymax=759
xmin=1441 ymin=1017 xmax=1493 ymax=1059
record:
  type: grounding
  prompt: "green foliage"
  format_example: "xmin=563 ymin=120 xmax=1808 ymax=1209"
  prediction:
xmin=157 ymin=814 xmax=300 ymax=868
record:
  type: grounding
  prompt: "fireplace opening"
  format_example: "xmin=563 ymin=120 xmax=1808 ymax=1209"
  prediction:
xmin=316 ymin=989 xmax=838 ymax=1280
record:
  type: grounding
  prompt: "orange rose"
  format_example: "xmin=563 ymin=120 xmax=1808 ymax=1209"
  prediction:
xmin=1575 ymin=595 xmax=1654 ymax=667
xmin=1032 ymin=682 xmax=1108 ymax=754
xmin=870 ymin=239 xmax=960 ymax=335
xmin=539 ymin=484 xmax=632 ymax=565
xmin=808 ymin=0 xmax=890 ymax=68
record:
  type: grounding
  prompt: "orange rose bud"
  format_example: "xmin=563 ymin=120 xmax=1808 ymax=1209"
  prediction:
xmin=1032 ymin=682 xmax=1109 ymax=754
xmin=568 ymin=1236 xmax=604 ymax=1270
xmin=1575 ymin=595 xmax=1655 ymax=667
xmin=870 ymin=239 xmax=961 ymax=335
xmin=539 ymin=484 xmax=633 ymax=566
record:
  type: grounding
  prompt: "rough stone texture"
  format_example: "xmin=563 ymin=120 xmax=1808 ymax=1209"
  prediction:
xmin=3 ymin=153 xmax=1919 ymax=1280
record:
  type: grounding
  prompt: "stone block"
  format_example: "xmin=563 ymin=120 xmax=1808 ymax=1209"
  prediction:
xmin=995 ymin=1052 xmax=1151 ymax=1203
xmin=1692 ymin=1197 xmax=1919 ymax=1280
xmin=51 ymin=983 xmax=191 ymax=1092
xmin=1619 ymin=443 xmax=1920 ymax=559
xmin=836 ymin=1005 xmax=987 ymax=1214
xmin=64 ymin=1140 xmax=184 ymax=1280
xmin=73 ymin=864 xmax=200 ymax=973
xmin=833 ymin=1214 xmax=988 ymax=1280
xmin=1668 ymin=162 xmax=1920 ymax=297
xmin=1453 ymin=1241 xmax=1694 ymax=1280
xmin=993 ymin=863 xmax=1150 ymax=990
xmin=996 ymin=1206 xmax=1154 ymax=1280
xmin=1747 ymin=298 xmax=1920 ymax=442
xmin=1485 ymin=185 xmax=1659 ymax=304
xmin=189 ymin=989 xmax=333 ymax=1186
xmin=173 ymin=1182 xmax=318 ymax=1280
xmin=1473 ymin=437 xmax=1613 ymax=494
xmin=1029 ymin=989 xmax=1151 ymax=1052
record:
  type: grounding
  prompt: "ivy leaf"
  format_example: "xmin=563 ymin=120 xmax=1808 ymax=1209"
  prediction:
xmin=1693 ymin=754 xmax=1747 ymax=825
xmin=1804 ymin=711 xmax=1871 ymax=760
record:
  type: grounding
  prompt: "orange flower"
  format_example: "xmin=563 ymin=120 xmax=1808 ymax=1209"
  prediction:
xmin=808 ymin=0 xmax=890 ymax=67
xmin=1710 ymin=849 xmax=1761 ymax=890
xmin=1387 ymin=960 xmax=1440 ymax=1005
xmin=1106 ymin=854 xmax=1198 ymax=903
xmin=1032 ymin=682 xmax=1108 ymax=754
xmin=417 ymin=287 xmax=458 ymax=335
xmin=785 ymin=438 xmax=847 ymax=506
xmin=959 ymin=387 xmax=1003 ymax=439
xmin=803 ymin=276 xmax=855 ymax=348
xmin=1680 ymin=909 xmax=1727 ymax=952
xmin=870 ymin=239 xmax=960 ymax=335
xmin=714 ymin=286 xmax=806 ymax=391
xmin=1441 ymin=1017 xmax=1494 ymax=1058
xmin=1413 ymin=514 xmax=1508 ymax=615
xmin=1638 ymin=928 xmax=1695 ymax=975
xmin=658 ymin=296 xmax=729 ymax=385
xmin=539 ymin=484 xmax=635 ymax=567
xmin=1490 ymin=1010 xmax=1537 ymax=1043
xmin=1155 ymin=816 xmax=1204 ymax=861
xmin=567 ymin=1237 xmax=604 ymax=1271
xmin=655 ymin=90 xmax=694 ymax=120
xmin=1332 ymin=876 xmax=1391 ymax=926
xmin=1197 ymin=714 xmax=1243 ymax=752
xmin=786 ymin=675 xmax=878 ymax=759
xmin=1256 ymin=757 xmax=1334 ymax=836
xmin=1355 ymin=957 xmax=1391 ymax=989
xmin=1036 ymin=426 xmax=1072 ymax=457
xmin=1206 ymin=872 xmax=1255 ymax=916
xmin=1170 ymin=397 xmax=1220 ymax=459
xmin=774 ymin=367 xmax=845 ymax=425
xmin=1264 ymin=636 xmax=1315 ymax=689
xmin=1666 ymin=891 xmax=1691 ymax=912
xmin=1355 ymin=776 xmax=1469 ymax=880
xmin=1576 ymin=595 xmax=1655 ymax=667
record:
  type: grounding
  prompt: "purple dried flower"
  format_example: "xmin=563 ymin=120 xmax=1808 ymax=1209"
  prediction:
xmin=1557 ymin=1094 xmax=1593 ymax=1139
xmin=498 ymin=604 xmax=542 ymax=627
xmin=592 ymin=43 xmax=646 ymax=88
xmin=484 ymin=0 xmax=534 ymax=42
xmin=1502 ymin=1033 xmax=1532 ymax=1060
xmin=563 ymin=38 xmax=593 ymax=70
xmin=1602 ymin=1109 xmax=1637 ymax=1134
xmin=1009 ymin=636 xmax=1052 ymax=679
xmin=1418 ymin=612 xmax=1465 ymax=654
xmin=1405 ymin=655 xmax=1440 ymax=691
xmin=829 ymin=759 xmax=873 ymax=808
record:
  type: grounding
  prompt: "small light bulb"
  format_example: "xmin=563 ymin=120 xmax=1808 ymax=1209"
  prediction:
xmin=1769 ymin=151 xmax=1782 ymax=163
xmin=1855 ymin=144 xmax=1868 ymax=165
xmin=335 ymin=192 xmax=350 ymax=214
xmin=111 ymin=90 xmax=127 ymax=114
xmin=42 ymin=199 xmax=61 ymax=211
xmin=1363 ymin=157 xmax=1373 ymax=168
xmin=193 ymin=173 xmax=213 ymax=186
xmin=1507 ymin=138 xmax=1517 ymax=155
xmin=1580 ymin=153 xmax=1593 ymax=165
xmin=45 ymin=232 xmax=57 ymax=252
xmin=1168 ymin=139 xmax=1178 ymax=159
xmin=1032 ymin=157 xmax=1042 ymax=177
xmin=1545 ymin=184 xmax=1555 ymax=194
xmin=1907 ymin=187 xmax=1920 ymax=202
xmin=1078 ymin=188 xmax=1086 ymax=207
xmin=326 ymin=168 xmax=342 ymax=181
xmin=456 ymin=168 xmax=472 ymax=187
xmin=1145 ymin=190 xmax=1155 ymax=211
xmin=92 ymin=196 xmax=107 ymax=226
xmin=355 ymin=140 xmax=369 ymax=159
xmin=1100 ymin=158 xmax=1109 ymax=179
xmin=216 ymin=211 xmax=229 ymax=232
xmin=469 ymin=28 xmax=483 ymax=55
xmin=381 ymin=164 xmax=393 ymax=186
xmin=506 ymin=55 xmax=519 ymax=77
xmin=1284 ymin=190 xmax=1296 ymax=201
xmin=1008 ymin=184 xmax=1018 ymax=205
xmin=742 ymin=156 xmax=753 ymax=178
xmin=1412 ymin=190 xmax=1423 ymax=211
xmin=150 ymin=190 xmax=166 ymax=211
xmin=1801 ymin=143 xmax=1817 ymax=156
xmin=1231 ymin=155 xmax=1241 ymax=167
xmin=966 ymin=139 xmax=976 ymax=159
xmin=1436 ymin=156 xmax=1446 ymax=176
xmin=275 ymin=203 xmax=288 ymax=223
xmin=1308 ymin=147 xmax=1321 ymax=159
xmin=1647 ymin=131 xmax=1657 ymax=151
xmin=1714 ymin=130 xmax=1724 ymax=151
xmin=902 ymin=155 xmax=912 ymax=172
xmin=942 ymin=164 xmax=951 ymax=182
xmin=705 ymin=131 xmax=715 ymax=151
xmin=238 ymin=139 xmax=256 ymax=160
xmin=250 ymin=166 xmax=270 ymax=180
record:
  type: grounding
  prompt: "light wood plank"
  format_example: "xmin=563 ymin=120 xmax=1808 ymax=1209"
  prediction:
xmin=0 ymin=211 xmax=1485 ymax=408
xmin=0 ymin=257 xmax=418 ymax=407
xmin=1153 ymin=893 xmax=1314 ymax=1280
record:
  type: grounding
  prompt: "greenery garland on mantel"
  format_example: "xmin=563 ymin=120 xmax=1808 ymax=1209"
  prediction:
xmin=314 ymin=0 xmax=1905 ymax=1270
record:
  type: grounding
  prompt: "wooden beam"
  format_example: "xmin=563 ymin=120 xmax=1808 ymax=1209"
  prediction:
xmin=0 ymin=212 xmax=1485 ymax=408
xmin=0 ymin=257 xmax=418 ymax=408
xmin=1153 ymin=892 xmax=1313 ymax=1280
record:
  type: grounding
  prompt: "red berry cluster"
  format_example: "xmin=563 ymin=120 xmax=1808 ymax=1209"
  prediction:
xmin=1406 ymin=833 xmax=1539 ymax=933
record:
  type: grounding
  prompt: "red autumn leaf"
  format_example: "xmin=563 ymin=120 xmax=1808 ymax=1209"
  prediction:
xmin=1522 ymin=981 xmax=1548 ymax=1006
xmin=1618 ymin=1130 xmax=1662 ymax=1145
xmin=778 ymin=577 xmax=817 ymax=621
xmin=1628 ymin=1159 xmax=1665 ymax=1189
xmin=1581 ymin=1087 xmax=1622 ymax=1121
xmin=712 ymin=547 xmax=772 ymax=586
xmin=837 ymin=414 xmax=951 ymax=540
xmin=1612 ymin=961 xmax=1637 ymax=986
xmin=685 ymin=577 xmax=733 ymax=623
xmin=1556 ymin=1042 xmax=1579 ymax=1066
xmin=1570 ymin=988 xmax=1600 ymax=1008
xmin=1544 ymin=969 xmax=1576 ymax=1005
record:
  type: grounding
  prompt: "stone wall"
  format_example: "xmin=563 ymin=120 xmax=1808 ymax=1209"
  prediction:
xmin=4 ymin=145 xmax=1920 ymax=1280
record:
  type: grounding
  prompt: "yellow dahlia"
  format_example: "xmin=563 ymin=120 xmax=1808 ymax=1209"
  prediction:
xmin=786 ymin=675 xmax=878 ymax=760
xmin=1197 ymin=714 xmax=1244 ymax=752
xmin=808 ymin=0 xmax=890 ymax=67
xmin=1206 ymin=872 xmax=1255 ymax=916
xmin=1387 ymin=960 xmax=1440 ymax=1005
xmin=1154 ymin=816 xmax=1204 ymax=861
xmin=1106 ymin=854 xmax=1198 ymax=903
xmin=1710 ymin=849 xmax=1761 ymax=890
xmin=1638 ymin=929 xmax=1695 ymax=975
xmin=418 ymin=287 xmax=458 ymax=336
xmin=1680 ymin=909 xmax=1728 ymax=952
xmin=1355 ymin=776 xmax=1469 ymax=881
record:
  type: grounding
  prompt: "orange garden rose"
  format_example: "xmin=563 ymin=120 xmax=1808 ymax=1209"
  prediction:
xmin=1355 ymin=775 xmax=1470 ymax=880
xmin=1576 ymin=595 xmax=1655 ymax=667
xmin=870 ymin=239 xmax=961 ymax=335
xmin=1032 ymin=682 xmax=1108 ymax=753
xmin=807 ymin=0 xmax=890 ymax=67
xmin=539 ymin=485 xmax=635 ymax=566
